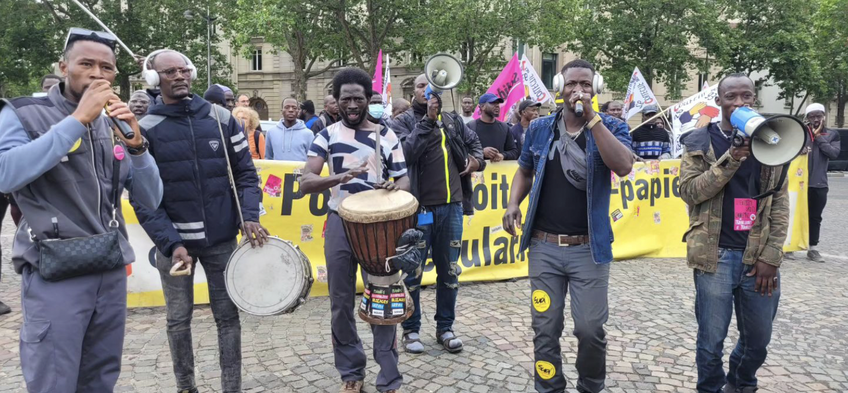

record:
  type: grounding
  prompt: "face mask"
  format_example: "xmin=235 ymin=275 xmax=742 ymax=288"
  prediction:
xmin=369 ymin=104 xmax=385 ymax=119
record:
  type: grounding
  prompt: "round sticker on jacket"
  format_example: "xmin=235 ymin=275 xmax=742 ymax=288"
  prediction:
xmin=113 ymin=145 xmax=125 ymax=161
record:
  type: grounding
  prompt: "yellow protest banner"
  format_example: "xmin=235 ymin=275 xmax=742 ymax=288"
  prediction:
xmin=123 ymin=157 xmax=808 ymax=308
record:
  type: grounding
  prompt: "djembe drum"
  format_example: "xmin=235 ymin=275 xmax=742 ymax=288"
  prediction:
xmin=338 ymin=189 xmax=419 ymax=325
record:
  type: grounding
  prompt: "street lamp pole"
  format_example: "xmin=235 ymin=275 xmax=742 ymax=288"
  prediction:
xmin=206 ymin=4 xmax=211 ymax=87
xmin=184 ymin=7 xmax=216 ymax=88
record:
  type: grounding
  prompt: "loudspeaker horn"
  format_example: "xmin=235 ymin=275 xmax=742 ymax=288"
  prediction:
xmin=730 ymin=106 xmax=808 ymax=167
xmin=424 ymin=54 xmax=464 ymax=98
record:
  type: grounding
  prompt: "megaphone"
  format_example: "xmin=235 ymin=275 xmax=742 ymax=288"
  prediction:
xmin=730 ymin=106 xmax=807 ymax=167
xmin=424 ymin=53 xmax=464 ymax=100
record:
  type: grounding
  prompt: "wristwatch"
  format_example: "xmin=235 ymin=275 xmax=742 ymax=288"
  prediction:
xmin=126 ymin=136 xmax=149 ymax=156
xmin=587 ymin=114 xmax=602 ymax=130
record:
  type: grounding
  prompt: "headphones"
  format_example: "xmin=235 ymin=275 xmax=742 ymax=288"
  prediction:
xmin=553 ymin=71 xmax=604 ymax=96
xmin=142 ymin=49 xmax=198 ymax=87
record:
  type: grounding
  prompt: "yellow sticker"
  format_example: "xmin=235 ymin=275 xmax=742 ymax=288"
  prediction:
xmin=69 ymin=138 xmax=82 ymax=153
xmin=532 ymin=290 xmax=550 ymax=313
xmin=535 ymin=360 xmax=556 ymax=380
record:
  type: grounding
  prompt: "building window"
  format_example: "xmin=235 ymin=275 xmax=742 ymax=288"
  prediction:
xmin=251 ymin=48 xmax=263 ymax=71
xmin=541 ymin=53 xmax=558 ymax=89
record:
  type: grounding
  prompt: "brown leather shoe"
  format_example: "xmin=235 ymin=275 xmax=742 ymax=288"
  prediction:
xmin=340 ymin=380 xmax=363 ymax=393
xmin=384 ymin=390 xmax=401 ymax=393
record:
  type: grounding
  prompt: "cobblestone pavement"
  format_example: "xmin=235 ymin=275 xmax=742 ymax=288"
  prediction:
xmin=1 ymin=177 xmax=847 ymax=393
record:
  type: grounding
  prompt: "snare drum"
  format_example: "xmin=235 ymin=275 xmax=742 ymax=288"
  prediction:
xmin=225 ymin=237 xmax=313 ymax=316
xmin=338 ymin=189 xmax=418 ymax=325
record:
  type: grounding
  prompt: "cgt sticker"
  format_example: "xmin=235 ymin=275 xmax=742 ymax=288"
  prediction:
xmin=535 ymin=360 xmax=556 ymax=380
xmin=532 ymin=290 xmax=551 ymax=313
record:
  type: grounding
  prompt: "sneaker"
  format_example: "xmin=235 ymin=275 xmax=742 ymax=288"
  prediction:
xmin=177 ymin=389 xmax=198 ymax=393
xmin=384 ymin=390 xmax=401 ymax=393
xmin=784 ymin=252 xmax=796 ymax=260
xmin=807 ymin=249 xmax=825 ymax=263
xmin=340 ymin=380 xmax=363 ymax=393
xmin=0 ymin=301 xmax=11 ymax=316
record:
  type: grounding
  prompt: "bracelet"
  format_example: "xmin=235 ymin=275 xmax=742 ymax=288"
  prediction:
xmin=587 ymin=114 xmax=602 ymax=130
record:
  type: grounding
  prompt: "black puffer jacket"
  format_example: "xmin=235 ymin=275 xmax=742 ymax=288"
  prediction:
xmin=133 ymin=95 xmax=261 ymax=256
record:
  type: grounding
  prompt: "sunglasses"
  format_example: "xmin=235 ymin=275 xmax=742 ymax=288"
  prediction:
xmin=64 ymin=28 xmax=117 ymax=51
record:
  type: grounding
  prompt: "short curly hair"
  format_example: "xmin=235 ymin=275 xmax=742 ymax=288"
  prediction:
xmin=331 ymin=68 xmax=373 ymax=101
xmin=232 ymin=106 xmax=261 ymax=131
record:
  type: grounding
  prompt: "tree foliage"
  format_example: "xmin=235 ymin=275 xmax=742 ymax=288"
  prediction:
xmin=811 ymin=0 xmax=848 ymax=126
xmin=0 ymin=0 xmax=63 ymax=97
xmin=568 ymin=0 xmax=721 ymax=98
xmin=707 ymin=0 xmax=820 ymax=107
xmin=0 ymin=0 xmax=231 ymax=99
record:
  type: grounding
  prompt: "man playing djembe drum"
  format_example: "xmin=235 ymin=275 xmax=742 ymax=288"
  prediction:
xmin=300 ymin=68 xmax=410 ymax=393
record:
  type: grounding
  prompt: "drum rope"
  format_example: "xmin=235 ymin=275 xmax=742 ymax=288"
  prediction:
xmin=384 ymin=243 xmax=417 ymax=273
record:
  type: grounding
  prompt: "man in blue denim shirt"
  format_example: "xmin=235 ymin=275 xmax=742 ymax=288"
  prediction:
xmin=503 ymin=59 xmax=633 ymax=393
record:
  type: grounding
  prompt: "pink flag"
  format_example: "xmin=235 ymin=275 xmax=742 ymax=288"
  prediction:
xmin=372 ymin=50 xmax=383 ymax=93
xmin=473 ymin=53 xmax=525 ymax=122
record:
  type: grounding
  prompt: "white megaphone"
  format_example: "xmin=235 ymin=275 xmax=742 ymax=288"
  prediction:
xmin=424 ymin=53 xmax=464 ymax=99
xmin=730 ymin=106 xmax=808 ymax=167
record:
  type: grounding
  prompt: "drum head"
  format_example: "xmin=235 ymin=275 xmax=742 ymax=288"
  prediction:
xmin=225 ymin=238 xmax=311 ymax=316
xmin=338 ymin=189 xmax=418 ymax=224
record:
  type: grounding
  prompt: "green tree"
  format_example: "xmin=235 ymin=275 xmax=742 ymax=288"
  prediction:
xmin=406 ymin=0 xmax=543 ymax=97
xmin=0 ymin=0 xmax=62 ymax=97
xmin=228 ymin=0 xmax=343 ymax=100
xmin=569 ymin=0 xmax=721 ymax=98
xmin=1 ymin=0 xmax=230 ymax=100
xmin=812 ymin=0 xmax=848 ymax=126
xmin=709 ymin=0 xmax=820 ymax=114
xmin=326 ymin=0 xmax=420 ymax=74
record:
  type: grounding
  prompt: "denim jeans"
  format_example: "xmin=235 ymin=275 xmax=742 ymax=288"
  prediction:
xmin=402 ymin=202 xmax=462 ymax=334
xmin=694 ymin=248 xmax=780 ymax=393
xmin=156 ymin=240 xmax=241 ymax=393
xmin=529 ymin=240 xmax=609 ymax=393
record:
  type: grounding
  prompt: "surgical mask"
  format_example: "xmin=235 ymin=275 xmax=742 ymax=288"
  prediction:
xmin=369 ymin=104 xmax=385 ymax=119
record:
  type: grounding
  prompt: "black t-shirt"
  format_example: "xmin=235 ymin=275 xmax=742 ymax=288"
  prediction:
xmin=473 ymin=120 xmax=509 ymax=150
xmin=534 ymin=128 xmax=589 ymax=236
xmin=470 ymin=119 xmax=519 ymax=160
xmin=709 ymin=124 xmax=761 ymax=250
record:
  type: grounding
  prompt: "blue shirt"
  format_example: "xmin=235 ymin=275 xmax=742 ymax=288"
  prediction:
xmin=518 ymin=111 xmax=632 ymax=263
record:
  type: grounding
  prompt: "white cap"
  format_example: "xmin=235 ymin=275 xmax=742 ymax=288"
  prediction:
xmin=805 ymin=103 xmax=826 ymax=116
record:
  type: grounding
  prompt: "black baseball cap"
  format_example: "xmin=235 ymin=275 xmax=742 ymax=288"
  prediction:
xmin=519 ymin=99 xmax=542 ymax=113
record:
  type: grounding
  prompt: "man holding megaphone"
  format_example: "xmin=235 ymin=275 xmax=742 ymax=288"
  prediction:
xmin=679 ymin=73 xmax=792 ymax=393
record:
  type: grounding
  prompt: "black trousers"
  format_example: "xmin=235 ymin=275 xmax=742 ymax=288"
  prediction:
xmin=808 ymin=187 xmax=828 ymax=246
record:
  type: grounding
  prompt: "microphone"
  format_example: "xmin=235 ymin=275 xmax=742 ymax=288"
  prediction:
xmin=104 ymin=105 xmax=135 ymax=140
xmin=575 ymin=101 xmax=584 ymax=117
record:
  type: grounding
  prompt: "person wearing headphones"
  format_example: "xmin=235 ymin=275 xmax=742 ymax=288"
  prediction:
xmin=0 ymin=28 xmax=163 ymax=392
xmin=503 ymin=59 xmax=633 ymax=393
xmin=131 ymin=49 xmax=268 ymax=393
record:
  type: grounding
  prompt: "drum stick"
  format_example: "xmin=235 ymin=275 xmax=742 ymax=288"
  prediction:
xmin=375 ymin=124 xmax=382 ymax=183
xmin=70 ymin=0 xmax=136 ymax=58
